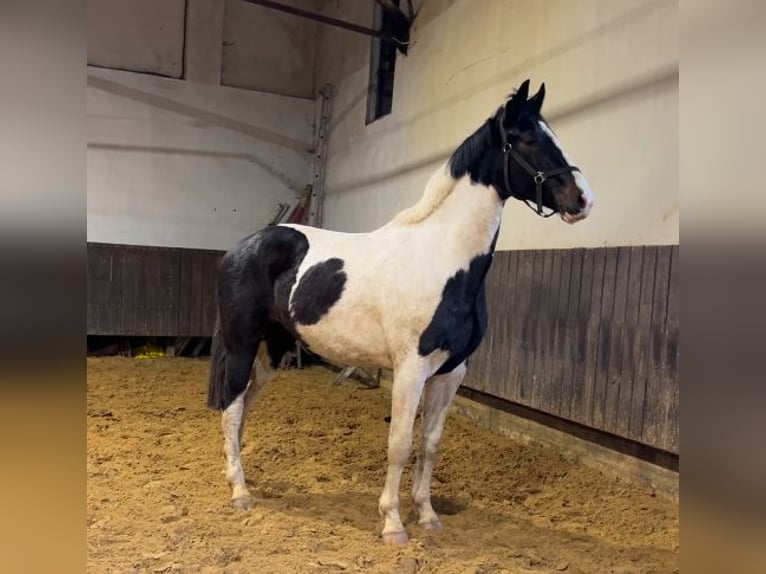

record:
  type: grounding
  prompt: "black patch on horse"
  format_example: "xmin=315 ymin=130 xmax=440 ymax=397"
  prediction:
xmin=419 ymin=232 xmax=498 ymax=375
xmin=263 ymin=321 xmax=297 ymax=369
xmin=448 ymin=119 xmax=498 ymax=186
xmin=291 ymin=258 xmax=347 ymax=326
xmin=208 ymin=225 xmax=309 ymax=410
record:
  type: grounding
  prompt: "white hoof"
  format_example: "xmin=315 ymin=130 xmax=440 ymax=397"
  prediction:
xmin=381 ymin=530 xmax=409 ymax=544
xmin=419 ymin=518 xmax=443 ymax=530
xmin=231 ymin=495 xmax=253 ymax=510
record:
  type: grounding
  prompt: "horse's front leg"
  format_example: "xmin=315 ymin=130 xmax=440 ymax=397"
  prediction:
xmin=411 ymin=362 xmax=465 ymax=530
xmin=378 ymin=358 xmax=430 ymax=544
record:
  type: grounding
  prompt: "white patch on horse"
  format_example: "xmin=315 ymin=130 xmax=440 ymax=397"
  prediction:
xmin=538 ymin=120 xmax=594 ymax=221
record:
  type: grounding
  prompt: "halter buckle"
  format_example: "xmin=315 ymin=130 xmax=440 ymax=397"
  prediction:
xmin=502 ymin=143 xmax=512 ymax=153
xmin=534 ymin=172 xmax=546 ymax=184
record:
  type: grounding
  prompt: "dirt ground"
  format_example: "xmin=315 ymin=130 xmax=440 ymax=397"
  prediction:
xmin=87 ymin=358 xmax=678 ymax=574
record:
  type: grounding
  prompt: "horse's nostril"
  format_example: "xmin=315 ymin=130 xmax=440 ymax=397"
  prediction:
xmin=564 ymin=195 xmax=586 ymax=215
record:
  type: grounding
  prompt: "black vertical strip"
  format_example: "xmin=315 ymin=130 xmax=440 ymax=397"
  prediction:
xmin=181 ymin=0 xmax=189 ymax=80
xmin=552 ymin=250 xmax=573 ymax=418
xmin=641 ymin=251 xmax=660 ymax=437
xmin=630 ymin=246 xmax=657 ymax=440
xmin=643 ymin=246 xmax=672 ymax=448
xmin=569 ymin=249 xmax=593 ymax=422
xmin=664 ymin=245 xmax=680 ymax=452
xmin=510 ymin=251 xmax=532 ymax=403
xmin=519 ymin=251 xmax=541 ymax=402
xmin=503 ymin=250 xmax=520 ymax=401
xmin=537 ymin=250 xmax=551 ymax=406
xmin=594 ymin=248 xmax=618 ymax=429
xmin=541 ymin=249 xmax=563 ymax=414
xmin=605 ymin=247 xmax=631 ymax=432
xmin=616 ymin=246 xmax=643 ymax=437
xmin=560 ymin=249 xmax=578 ymax=418
xmin=175 ymin=249 xmax=183 ymax=335
xmin=583 ymin=247 xmax=606 ymax=426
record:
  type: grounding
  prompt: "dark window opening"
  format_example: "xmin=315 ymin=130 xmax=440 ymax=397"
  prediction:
xmin=366 ymin=0 xmax=401 ymax=123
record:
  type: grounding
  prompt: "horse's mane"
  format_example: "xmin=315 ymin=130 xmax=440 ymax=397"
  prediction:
xmin=447 ymin=119 xmax=495 ymax=183
xmin=391 ymin=163 xmax=459 ymax=225
xmin=391 ymin=116 xmax=497 ymax=226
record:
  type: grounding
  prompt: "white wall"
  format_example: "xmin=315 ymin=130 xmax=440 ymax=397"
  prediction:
xmin=185 ymin=0 xmax=226 ymax=85
xmin=87 ymin=66 xmax=315 ymax=250
xmin=221 ymin=0 xmax=318 ymax=98
xmin=87 ymin=0 xmax=186 ymax=78
xmin=315 ymin=0 xmax=678 ymax=250
xmin=88 ymin=0 xmax=320 ymax=97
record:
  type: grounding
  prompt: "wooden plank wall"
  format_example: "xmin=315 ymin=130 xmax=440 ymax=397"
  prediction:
xmin=87 ymin=243 xmax=223 ymax=337
xmin=464 ymin=245 xmax=679 ymax=454
xmin=89 ymin=242 xmax=679 ymax=454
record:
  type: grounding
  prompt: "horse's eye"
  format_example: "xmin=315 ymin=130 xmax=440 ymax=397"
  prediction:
xmin=520 ymin=131 xmax=538 ymax=144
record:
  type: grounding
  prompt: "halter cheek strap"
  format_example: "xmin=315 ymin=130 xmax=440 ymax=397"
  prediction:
xmin=498 ymin=106 xmax=581 ymax=218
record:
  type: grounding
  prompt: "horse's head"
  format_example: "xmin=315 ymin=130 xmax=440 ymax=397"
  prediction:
xmin=493 ymin=80 xmax=594 ymax=223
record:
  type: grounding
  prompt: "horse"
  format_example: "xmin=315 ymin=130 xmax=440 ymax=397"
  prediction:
xmin=207 ymin=80 xmax=594 ymax=544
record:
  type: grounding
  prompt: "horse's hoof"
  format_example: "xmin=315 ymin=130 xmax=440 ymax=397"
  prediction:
xmin=419 ymin=519 xmax=443 ymax=530
xmin=231 ymin=495 xmax=253 ymax=510
xmin=381 ymin=530 xmax=409 ymax=544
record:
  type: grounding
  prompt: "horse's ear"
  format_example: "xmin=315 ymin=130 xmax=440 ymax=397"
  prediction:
xmin=503 ymin=79 xmax=531 ymax=126
xmin=515 ymin=79 xmax=530 ymax=102
xmin=527 ymin=82 xmax=546 ymax=114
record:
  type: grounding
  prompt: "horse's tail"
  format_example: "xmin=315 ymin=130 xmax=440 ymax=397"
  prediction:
xmin=207 ymin=318 xmax=228 ymax=410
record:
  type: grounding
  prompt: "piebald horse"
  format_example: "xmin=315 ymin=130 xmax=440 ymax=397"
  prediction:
xmin=207 ymin=80 xmax=594 ymax=544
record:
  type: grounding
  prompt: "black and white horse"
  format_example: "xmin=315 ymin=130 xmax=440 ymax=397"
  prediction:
xmin=207 ymin=80 xmax=594 ymax=544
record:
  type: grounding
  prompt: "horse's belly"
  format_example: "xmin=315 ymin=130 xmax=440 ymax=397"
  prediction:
xmin=296 ymin=315 xmax=392 ymax=369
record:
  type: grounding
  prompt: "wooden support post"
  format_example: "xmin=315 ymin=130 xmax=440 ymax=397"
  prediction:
xmin=333 ymin=366 xmax=381 ymax=388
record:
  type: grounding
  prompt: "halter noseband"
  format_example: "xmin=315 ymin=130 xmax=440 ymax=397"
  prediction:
xmin=498 ymin=106 xmax=581 ymax=218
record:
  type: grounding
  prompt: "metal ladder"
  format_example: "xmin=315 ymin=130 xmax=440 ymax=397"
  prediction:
xmin=307 ymin=83 xmax=332 ymax=228
xmin=295 ymin=85 xmax=381 ymax=387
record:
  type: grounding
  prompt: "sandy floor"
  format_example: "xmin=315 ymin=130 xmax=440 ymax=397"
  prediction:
xmin=87 ymin=357 xmax=678 ymax=574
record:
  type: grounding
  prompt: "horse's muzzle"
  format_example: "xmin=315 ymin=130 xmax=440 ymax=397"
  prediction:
xmin=561 ymin=194 xmax=592 ymax=224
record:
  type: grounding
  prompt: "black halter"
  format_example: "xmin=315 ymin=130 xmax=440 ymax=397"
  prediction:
xmin=498 ymin=106 xmax=581 ymax=217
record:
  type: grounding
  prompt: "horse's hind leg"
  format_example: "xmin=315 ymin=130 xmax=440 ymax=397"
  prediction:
xmin=221 ymin=342 xmax=274 ymax=509
xmin=411 ymin=362 xmax=466 ymax=529
xmin=224 ymin=341 xmax=281 ymax=509
xmin=221 ymin=347 xmax=258 ymax=509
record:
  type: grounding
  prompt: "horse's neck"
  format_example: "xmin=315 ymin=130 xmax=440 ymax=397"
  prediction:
xmin=385 ymin=117 xmax=502 ymax=256
xmin=386 ymin=165 xmax=503 ymax=257
xmin=428 ymin=180 xmax=504 ymax=256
